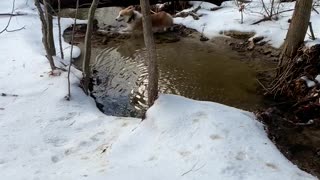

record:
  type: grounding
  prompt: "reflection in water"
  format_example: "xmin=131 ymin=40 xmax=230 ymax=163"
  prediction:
xmin=61 ymin=7 xmax=260 ymax=117
xmin=91 ymin=37 xmax=264 ymax=117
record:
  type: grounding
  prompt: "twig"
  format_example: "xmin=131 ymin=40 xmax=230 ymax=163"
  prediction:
xmin=181 ymin=162 xmax=198 ymax=176
xmin=277 ymin=8 xmax=295 ymax=14
xmin=1 ymin=93 xmax=18 ymax=97
xmin=261 ymin=0 xmax=270 ymax=17
xmin=0 ymin=0 xmax=15 ymax=34
xmin=256 ymin=67 xmax=278 ymax=72
xmin=210 ymin=7 xmax=223 ymax=11
xmin=251 ymin=9 xmax=294 ymax=25
xmin=0 ymin=13 xmax=27 ymax=16
xmin=308 ymin=22 xmax=316 ymax=40
xmin=192 ymin=5 xmax=201 ymax=13
xmin=0 ymin=0 xmax=25 ymax=34
xmin=256 ymin=78 xmax=270 ymax=93
xmin=282 ymin=118 xmax=314 ymax=126
xmin=6 ymin=26 xmax=25 ymax=32
xmin=251 ymin=17 xmax=271 ymax=25
xmin=312 ymin=1 xmax=320 ymax=14
xmin=181 ymin=162 xmax=206 ymax=176
xmin=313 ymin=7 xmax=319 ymax=14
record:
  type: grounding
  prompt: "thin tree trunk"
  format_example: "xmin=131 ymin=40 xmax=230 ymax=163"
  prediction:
xmin=43 ymin=0 xmax=56 ymax=56
xmin=280 ymin=0 xmax=312 ymax=60
xmin=57 ymin=0 xmax=64 ymax=59
xmin=82 ymin=0 xmax=99 ymax=95
xmin=270 ymin=0 xmax=313 ymax=94
xmin=35 ymin=0 xmax=56 ymax=70
xmin=140 ymin=0 xmax=159 ymax=106
xmin=66 ymin=0 xmax=79 ymax=100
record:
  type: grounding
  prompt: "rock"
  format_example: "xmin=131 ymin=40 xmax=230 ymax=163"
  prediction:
xmin=223 ymin=30 xmax=255 ymax=39
xmin=271 ymin=51 xmax=280 ymax=57
xmin=252 ymin=36 xmax=264 ymax=43
xmin=257 ymin=41 xmax=268 ymax=46
xmin=247 ymin=41 xmax=255 ymax=50
xmin=263 ymin=49 xmax=272 ymax=55
xmin=200 ymin=35 xmax=209 ymax=41
xmin=102 ymin=36 xmax=109 ymax=44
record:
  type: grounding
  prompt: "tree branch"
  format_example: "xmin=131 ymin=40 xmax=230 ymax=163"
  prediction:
xmin=0 ymin=0 xmax=25 ymax=34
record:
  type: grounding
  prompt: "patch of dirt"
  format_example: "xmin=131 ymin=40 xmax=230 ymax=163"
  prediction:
xmin=257 ymin=107 xmax=320 ymax=178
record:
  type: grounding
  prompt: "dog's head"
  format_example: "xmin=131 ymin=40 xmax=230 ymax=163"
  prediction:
xmin=116 ymin=6 xmax=134 ymax=22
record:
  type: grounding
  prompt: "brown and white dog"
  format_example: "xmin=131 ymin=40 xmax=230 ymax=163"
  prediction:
xmin=115 ymin=6 xmax=173 ymax=33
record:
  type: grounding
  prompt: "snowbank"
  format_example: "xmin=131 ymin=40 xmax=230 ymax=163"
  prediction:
xmin=101 ymin=94 xmax=316 ymax=180
xmin=0 ymin=1 xmax=317 ymax=179
xmin=174 ymin=0 xmax=320 ymax=48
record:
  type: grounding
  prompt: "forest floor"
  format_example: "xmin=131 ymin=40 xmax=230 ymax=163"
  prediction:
xmin=0 ymin=0 xmax=319 ymax=179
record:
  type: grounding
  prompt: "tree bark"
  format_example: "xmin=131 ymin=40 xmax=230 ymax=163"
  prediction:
xmin=44 ymin=0 xmax=56 ymax=56
xmin=42 ymin=0 xmax=227 ymax=9
xmin=140 ymin=0 xmax=159 ymax=106
xmin=57 ymin=0 xmax=64 ymax=59
xmin=82 ymin=0 xmax=99 ymax=95
xmin=270 ymin=0 xmax=313 ymax=94
xmin=280 ymin=0 xmax=312 ymax=60
xmin=67 ymin=0 xmax=79 ymax=100
xmin=35 ymin=0 xmax=56 ymax=70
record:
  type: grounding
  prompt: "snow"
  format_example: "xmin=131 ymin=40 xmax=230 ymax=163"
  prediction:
xmin=301 ymin=76 xmax=316 ymax=88
xmin=100 ymin=95 xmax=316 ymax=180
xmin=316 ymin=75 xmax=320 ymax=82
xmin=174 ymin=0 xmax=320 ymax=48
xmin=0 ymin=1 xmax=318 ymax=179
xmin=306 ymin=38 xmax=320 ymax=48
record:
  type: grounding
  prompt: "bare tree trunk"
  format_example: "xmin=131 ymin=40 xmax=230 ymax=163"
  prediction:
xmin=57 ymin=0 xmax=64 ymax=59
xmin=66 ymin=0 xmax=79 ymax=100
xmin=82 ymin=0 xmax=99 ymax=95
xmin=280 ymin=0 xmax=312 ymax=60
xmin=35 ymin=0 xmax=56 ymax=70
xmin=43 ymin=0 xmax=56 ymax=56
xmin=269 ymin=0 xmax=313 ymax=95
xmin=140 ymin=0 xmax=159 ymax=106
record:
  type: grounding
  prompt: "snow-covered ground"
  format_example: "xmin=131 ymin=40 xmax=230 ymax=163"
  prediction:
xmin=0 ymin=0 xmax=318 ymax=179
xmin=175 ymin=0 xmax=320 ymax=48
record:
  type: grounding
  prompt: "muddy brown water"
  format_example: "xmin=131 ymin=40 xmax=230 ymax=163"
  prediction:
xmin=61 ymin=7 xmax=272 ymax=117
xmin=68 ymin=34 xmax=273 ymax=117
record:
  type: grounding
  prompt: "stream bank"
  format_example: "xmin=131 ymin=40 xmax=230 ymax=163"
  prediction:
xmin=60 ymin=6 xmax=319 ymax=178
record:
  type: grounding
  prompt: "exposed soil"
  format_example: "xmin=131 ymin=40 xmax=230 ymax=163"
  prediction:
xmin=257 ymin=107 xmax=320 ymax=177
